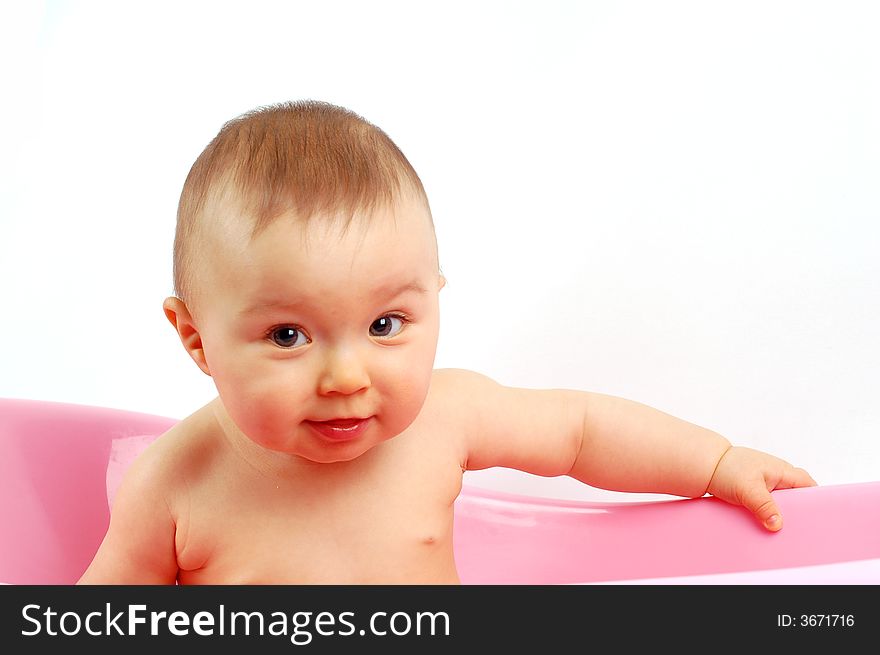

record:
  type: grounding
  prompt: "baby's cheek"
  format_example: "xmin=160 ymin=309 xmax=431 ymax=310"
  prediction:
xmin=215 ymin=371 xmax=296 ymax=444
xmin=381 ymin=376 xmax=431 ymax=435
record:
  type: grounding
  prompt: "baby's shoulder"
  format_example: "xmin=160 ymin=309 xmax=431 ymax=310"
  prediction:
xmin=429 ymin=367 xmax=497 ymax=397
xmin=116 ymin=404 xmax=221 ymax=499
xmin=426 ymin=368 xmax=499 ymax=417
xmin=427 ymin=367 xmax=540 ymax=430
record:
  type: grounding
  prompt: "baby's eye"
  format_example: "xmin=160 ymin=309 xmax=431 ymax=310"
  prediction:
xmin=369 ymin=314 xmax=406 ymax=339
xmin=269 ymin=326 xmax=310 ymax=349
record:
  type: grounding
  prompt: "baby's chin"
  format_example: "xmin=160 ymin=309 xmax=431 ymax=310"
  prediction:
xmin=244 ymin=412 xmax=417 ymax=464
xmin=276 ymin=430 xmax=399 ymax=465
xmin=292 ymin=440 xmax=390 ymax=464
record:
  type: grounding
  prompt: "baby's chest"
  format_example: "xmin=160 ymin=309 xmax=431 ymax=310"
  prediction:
xmin=177 ymin=462 xmax=461 ymax=583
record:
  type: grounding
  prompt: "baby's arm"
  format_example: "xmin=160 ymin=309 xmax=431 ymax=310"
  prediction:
xmin=566 ymin=393 xmax=816 ymax=530
xmin=445 ymin=369 xmax=815 ymax=531
xmin=77 ymin=447 xmax=179 ymax=584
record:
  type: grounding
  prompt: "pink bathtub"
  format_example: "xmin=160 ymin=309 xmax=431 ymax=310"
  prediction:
xmin=1 ymin=397 xmax=878 ymax=584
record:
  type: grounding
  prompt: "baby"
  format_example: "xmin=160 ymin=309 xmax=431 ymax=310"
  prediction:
xmin=78 ymin=100 xmax=816 ymax=584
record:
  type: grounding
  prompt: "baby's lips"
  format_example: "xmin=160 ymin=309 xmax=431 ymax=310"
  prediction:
xmin=311 ymin=417 xmax=368 ymax=428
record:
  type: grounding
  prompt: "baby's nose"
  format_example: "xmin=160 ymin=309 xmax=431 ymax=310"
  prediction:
xmin=317 ymin=348 xmax=371 ymax=396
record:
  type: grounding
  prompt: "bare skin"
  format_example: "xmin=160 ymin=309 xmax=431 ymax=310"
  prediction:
xmin=106 ymin=386 xmax=465 ymax=585
xmin=78 ymin=190 xmax=816 ymax=585
xmin=79 ymin=367 xmax=815 ymax=584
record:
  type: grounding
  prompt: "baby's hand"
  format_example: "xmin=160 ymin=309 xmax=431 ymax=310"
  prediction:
xmin=706 ymin=446 xmax=817 ymax=532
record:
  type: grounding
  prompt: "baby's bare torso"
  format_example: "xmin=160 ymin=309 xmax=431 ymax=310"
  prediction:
xmin=160 ymin=398 xmax=465 ymax=585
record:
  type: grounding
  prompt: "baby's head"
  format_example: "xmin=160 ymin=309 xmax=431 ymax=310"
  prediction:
xmin=164 ymin=100 xmax=445 ymax=463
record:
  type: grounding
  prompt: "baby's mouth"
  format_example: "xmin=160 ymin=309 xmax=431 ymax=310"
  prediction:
xmin=314 ymin=418 xmax=366 ymax=429
xmin=304 ymin=417 xmax=373 ymax=441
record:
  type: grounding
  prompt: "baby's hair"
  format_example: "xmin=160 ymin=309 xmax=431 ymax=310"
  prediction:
xmin=173 ymin=99 xmax=430 ymax=305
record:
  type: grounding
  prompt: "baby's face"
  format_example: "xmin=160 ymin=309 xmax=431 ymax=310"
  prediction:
xmin=194 ymin=193 xmax=443 ymax=463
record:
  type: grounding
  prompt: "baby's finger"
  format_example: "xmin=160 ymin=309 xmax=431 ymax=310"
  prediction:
xmin=742 ymin=486 xmax=783 ymax=532
xmin=789 ymin=467 xmax=818 ymax=488
xmin=770 ymin=466 xmax=818 ymax=490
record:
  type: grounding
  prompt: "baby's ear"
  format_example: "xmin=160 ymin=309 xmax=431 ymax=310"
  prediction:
xmin=162 ymin=297 xmax=211 ymax=376
xmin=438 ymin=273 xmax=447 ymax=290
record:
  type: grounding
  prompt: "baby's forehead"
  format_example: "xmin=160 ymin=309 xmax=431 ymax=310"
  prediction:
xmin=201 ymin=188 xmax=436 ymax=269
xmin=197 ymin=198 xmax=438 ymax=308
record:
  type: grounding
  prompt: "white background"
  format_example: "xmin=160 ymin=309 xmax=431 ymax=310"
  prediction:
xmin=2 ymin=1 xmax=878 ymax=502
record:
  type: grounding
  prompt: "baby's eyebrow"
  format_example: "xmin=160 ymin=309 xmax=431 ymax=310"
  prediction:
xmin=239 ymin=299 xmax=304 ymax=315
xmin=240 ymin=280 xmax=429 ymax=315
xmin=374 ymin=280 xmax=430 ymax=299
